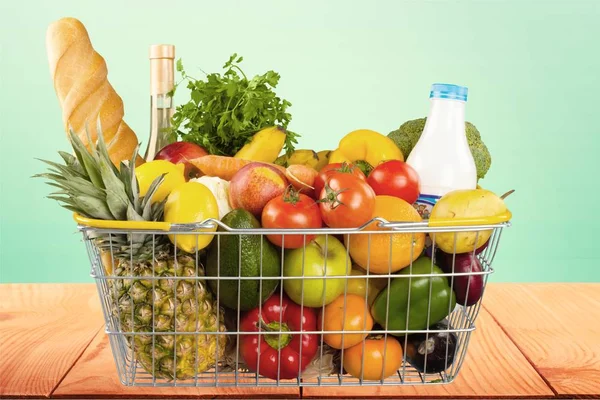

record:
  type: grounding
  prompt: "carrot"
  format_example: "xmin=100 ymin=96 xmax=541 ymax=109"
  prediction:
xmin=286 ymin=164 xmax=318 ymax=197
xmin=189 ymin=155 xmax=253 ymax=181
xmin=189 ymin=155 xmax=288 ymax=181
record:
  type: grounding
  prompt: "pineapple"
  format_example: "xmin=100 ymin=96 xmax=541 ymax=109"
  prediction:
xmin=111 ymin=252 xmax=227 ymax=379
xmin=36 ymin=125 xmax=227 ymax=380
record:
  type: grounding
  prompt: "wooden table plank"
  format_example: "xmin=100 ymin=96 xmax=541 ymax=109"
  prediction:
xmin=52 ymin=331 xmax=300 ymax=398
xmin=483 ymin=283 xmax=600 ymax=398
xmin=8 ymin=282 xmax=598 ymax=399
xmin=301 ymin=307 xmax=554 ymax=399
xmin=0 ymin=284 xmax=104 ymax=398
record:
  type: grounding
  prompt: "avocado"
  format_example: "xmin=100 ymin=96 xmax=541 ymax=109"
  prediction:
xmin=206 ymin=209 xmax=280 ymax=311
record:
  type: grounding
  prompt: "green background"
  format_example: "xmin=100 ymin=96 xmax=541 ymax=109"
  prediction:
xmin=1 ymin=0 xmax=598 ymax=283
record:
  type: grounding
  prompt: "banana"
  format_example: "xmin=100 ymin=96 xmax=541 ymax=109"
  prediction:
xmin=234 ymin=126 xmax=286 ymax=163
xmin=275 ymin=149 xmax=331 ymax=170
xmin=313 ymin=150 xmax=331 ymax=170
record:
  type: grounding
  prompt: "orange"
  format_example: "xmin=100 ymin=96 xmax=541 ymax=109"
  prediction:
xmin=346 ymin=195 xmax=425 ymax=274
xmin=343 ymin=336 xmax=403 ymax=381
xmin=318 ymin=294 xmax=373 ymax=349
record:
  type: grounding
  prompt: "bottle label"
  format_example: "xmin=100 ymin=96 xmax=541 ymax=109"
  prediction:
xmin=413 ymin=194 xmax=441 ymax=220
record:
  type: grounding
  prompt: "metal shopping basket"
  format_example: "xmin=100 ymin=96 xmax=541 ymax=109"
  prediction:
xmin=76 ymin=210 xmax=511 ymax=387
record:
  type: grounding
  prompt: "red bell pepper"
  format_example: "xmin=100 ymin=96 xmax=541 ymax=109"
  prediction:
xmin=240 ymin=293 xmax=319 ymax=380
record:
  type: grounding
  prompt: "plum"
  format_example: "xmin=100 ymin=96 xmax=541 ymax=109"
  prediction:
xmin=437 ymin=251 xmax=484 ymax=307
xmin=475 ymin=239 xmax=489 ymax=255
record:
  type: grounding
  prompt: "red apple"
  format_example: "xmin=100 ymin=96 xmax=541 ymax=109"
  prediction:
xmin=154 ymin=142 xmax=209 ymax=180
xmin=229 ymin=163 xmax=288 ymax=217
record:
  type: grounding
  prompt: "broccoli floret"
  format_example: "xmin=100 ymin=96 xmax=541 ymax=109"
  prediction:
xmin=388 ymin=118 xmax=492 ymax=180
xmin=388 ymin=118 xmax=425 ymax=159
xmin=466 ymin=123 xmax=491 ymax=180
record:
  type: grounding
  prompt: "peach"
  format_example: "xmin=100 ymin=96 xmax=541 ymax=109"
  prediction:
xmin=229 ymin=162 xmax=288 ymax=217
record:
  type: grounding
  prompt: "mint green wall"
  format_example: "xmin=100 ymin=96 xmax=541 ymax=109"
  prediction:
xmin=1 ymin=1 xmax=598 ymax=283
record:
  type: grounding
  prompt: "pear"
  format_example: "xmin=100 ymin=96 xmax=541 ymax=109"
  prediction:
xmin=430 ymin=189 xmax=511 ymax=254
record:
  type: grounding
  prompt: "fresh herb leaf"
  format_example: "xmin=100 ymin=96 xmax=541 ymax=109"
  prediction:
xmin=170 ymin=54 xmax=299 ymax=156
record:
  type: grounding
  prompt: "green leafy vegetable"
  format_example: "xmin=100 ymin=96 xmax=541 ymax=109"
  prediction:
xmin=170 ymin=54 xmax=299 ymax=156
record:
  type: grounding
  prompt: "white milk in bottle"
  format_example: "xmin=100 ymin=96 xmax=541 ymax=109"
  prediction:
xmin=406 ymin=83 xmax=477 ymax=219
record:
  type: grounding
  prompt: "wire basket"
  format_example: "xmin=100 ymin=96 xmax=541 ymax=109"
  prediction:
xmin=77 ymin=211 xmax=510 ymax=387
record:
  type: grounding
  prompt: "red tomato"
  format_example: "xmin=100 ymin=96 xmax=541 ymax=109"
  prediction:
xmin=367 ymin=160 xmax=421 ymax=204
xmin=261 ymin=189 xmax=322 ymax=248
xmin=313 ymin=163 xmax=367 ymax=200
xmin=319 ymin=173 xmax=376 ymax=228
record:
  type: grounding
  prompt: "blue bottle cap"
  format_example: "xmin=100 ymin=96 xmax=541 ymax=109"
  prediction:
xmin=430 ymin=83 xmax=468 ymax=101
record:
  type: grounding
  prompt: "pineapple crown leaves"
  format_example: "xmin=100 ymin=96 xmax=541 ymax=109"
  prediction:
xmin=34 ymin=118 xmax=167 ymax=222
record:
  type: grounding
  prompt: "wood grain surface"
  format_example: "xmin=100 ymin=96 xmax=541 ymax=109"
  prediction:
xmin=52 ymin=331 xmax=300 ymax=399
xmin=0 ymin=284 xmax=104 ymax=398
xmin=2 ymin=283 xmax=599 ymax=399
xmin=483 ymin=283 xmax=600 ymax=398
xmin=301 ymin=307 xmax=554 ymax=399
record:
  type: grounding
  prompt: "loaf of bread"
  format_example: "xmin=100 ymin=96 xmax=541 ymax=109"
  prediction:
xmin=46 ymin=17 xmax=142 ymax=166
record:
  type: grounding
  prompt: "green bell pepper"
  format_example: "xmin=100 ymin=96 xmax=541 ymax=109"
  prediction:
xmin=371 ymin=256 xmax=456 ymax=335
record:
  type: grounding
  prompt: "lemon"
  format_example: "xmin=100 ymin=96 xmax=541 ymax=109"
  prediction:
xmin=164 ymin=182 xmax=219 ymax=253
xmin=135 ymin=160 xmax=186 ymax=203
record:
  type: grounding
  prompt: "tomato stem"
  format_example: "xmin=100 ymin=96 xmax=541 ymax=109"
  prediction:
xmin=282 ymin=185 xmax=301 ymax=205
xmin=318 ymin=182 xmax=348 ymax=209
xmin=335 ymin=162 xmax=356 ymax=174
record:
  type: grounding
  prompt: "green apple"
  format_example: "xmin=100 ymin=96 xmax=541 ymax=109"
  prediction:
xmin=283 ymin=235 xmax=351 ymax=307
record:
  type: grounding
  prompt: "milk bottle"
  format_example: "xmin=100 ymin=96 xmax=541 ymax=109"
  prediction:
xmin=406 ymin=83 xmax=477 ymax=219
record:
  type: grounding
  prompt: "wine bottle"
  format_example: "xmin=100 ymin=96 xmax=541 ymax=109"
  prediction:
xmin=144 ymin=44 xmax=175 ymax=161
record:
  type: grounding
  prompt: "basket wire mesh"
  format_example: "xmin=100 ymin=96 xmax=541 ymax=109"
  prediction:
xmin=81 ymin=217 xmax=508 ymax=387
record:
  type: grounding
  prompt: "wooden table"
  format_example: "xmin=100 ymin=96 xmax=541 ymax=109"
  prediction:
xmin=1 ymin=283 xmax=598 ymax=399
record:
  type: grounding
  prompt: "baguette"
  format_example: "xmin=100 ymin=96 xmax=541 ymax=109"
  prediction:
xmin=46 ymin=17 xmax=143 ymax=166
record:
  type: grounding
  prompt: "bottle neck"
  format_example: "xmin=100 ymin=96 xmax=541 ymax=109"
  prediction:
xmin=150 ymin=57 xmax=174 ymax=96
xmin=145 ymin=56 xmax=175 ymax=161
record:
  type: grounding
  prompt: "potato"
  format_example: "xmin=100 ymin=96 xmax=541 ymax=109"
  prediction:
xmin=430 ymin=189 xmax=507 ymax=254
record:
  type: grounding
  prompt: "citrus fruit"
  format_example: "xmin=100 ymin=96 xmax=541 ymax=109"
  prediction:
xmin=346 ymin=195 xmax=425 ymax=274
xmin=318 ymin=294 xmax=373 ymax=349
xmin=164 ymin=182 xmax=219 ymax=253
xmin=135 ymin=160 xmax=186 ymax=203
xmin=343 ymin=336 xmax=403 ymax=380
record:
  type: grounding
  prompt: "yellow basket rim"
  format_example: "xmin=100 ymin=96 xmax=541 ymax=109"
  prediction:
xmin=73 ymin=210 xmax=512 ymax=231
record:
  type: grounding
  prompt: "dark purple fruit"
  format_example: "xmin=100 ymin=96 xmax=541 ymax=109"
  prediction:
xmin=405 ymin=320 xmax=458 ymax=373
xmin=437 ymin=251 xmax=484 ymax=307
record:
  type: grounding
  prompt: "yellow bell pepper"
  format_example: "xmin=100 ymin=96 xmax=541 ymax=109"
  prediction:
xmin=329 ymin=129 xmax=404 ymax=170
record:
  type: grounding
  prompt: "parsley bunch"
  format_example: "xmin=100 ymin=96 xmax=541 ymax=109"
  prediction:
xmin=170 ymin=54 xmax=299 ymax=156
